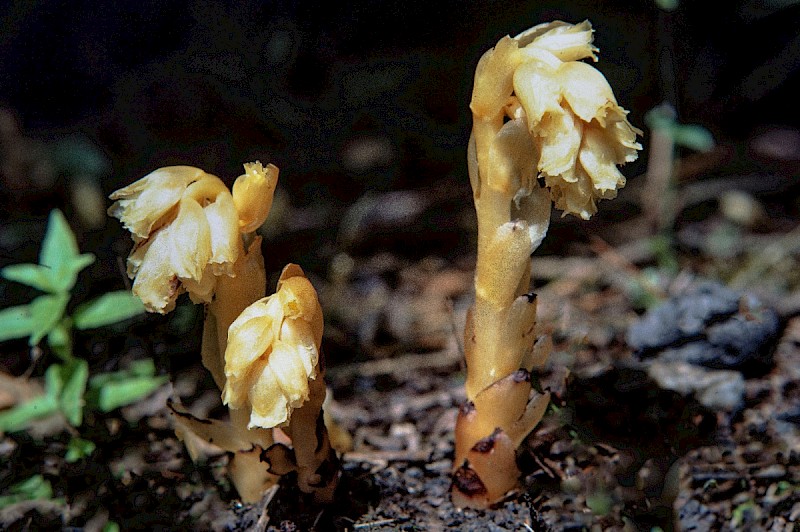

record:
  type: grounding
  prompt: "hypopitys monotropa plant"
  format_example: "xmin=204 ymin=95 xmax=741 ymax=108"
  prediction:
xmin=454 ymin=20 xmax=641 ymax=508
xmin=223 ymin=263 xmax=340 ymax=502
xmin=109 ymin=163 xmax=340 ymax=503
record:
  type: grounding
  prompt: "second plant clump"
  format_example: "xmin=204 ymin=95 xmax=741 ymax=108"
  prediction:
xmin=109 ymin=162 xmax=340 ymax=503
xmin=453 ymin=20 xmax=641 ymax=508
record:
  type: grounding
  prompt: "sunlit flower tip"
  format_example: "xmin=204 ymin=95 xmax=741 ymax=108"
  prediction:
xmin=518 ymin=20 xmax=598 ymax=63
xmin=470 ymin=36 xmax=520 ymax=120
xmin=505 ymin=22 xmax=641 ymax=219
xmin=124 ymin=201 xmax=217 ymax=313
xmin=109 ymin=166 xmax=213 ymax=239
xmin=277 ymin=275 xmax=324 ymax=344
xmin=232 ymin=161 xmax=279 ymax=234
xmin=222 ymin=263 xmax=323 ymax=429
xmin=202 ymin=191 xmax=240 ymax=276
xmin=109 ymin=165 xmax=242 ymax=313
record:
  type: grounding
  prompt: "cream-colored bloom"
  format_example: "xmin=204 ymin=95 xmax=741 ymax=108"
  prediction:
xmin=472 ymin=20 xmax=642 ymax=220
xmin=109 ymin=166 xmax=240 ymax=313
xmin=232 ymin=162 xmax=279 ymax=233
xmin=222 ymin=264 xmax=324 ymax=429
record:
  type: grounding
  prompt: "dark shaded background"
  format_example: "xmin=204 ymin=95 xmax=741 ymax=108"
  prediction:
xmin=2 ymin=0 xmax=799 ymax=284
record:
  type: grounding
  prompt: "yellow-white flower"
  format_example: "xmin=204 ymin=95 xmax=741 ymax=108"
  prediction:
xmin=232 ymin=161 xmax=279 ymax=233
xmin=222 ymin=264 xmax=324 ymax=429
xmin=471 ymin=20 xmax=642 ymax=220
xmin=109 ymin=166 xmax=240 ymax=313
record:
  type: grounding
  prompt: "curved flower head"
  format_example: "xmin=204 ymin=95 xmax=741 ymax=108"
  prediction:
xmin=109 ymin=166 xmax=240 ymax=313
xmin=232 ymin=161 xmax=279 ymax=233
xmin=222 ymin=264 xmax=324 ymax=429
xmin=471 ymin=20 xmax=642 ymax=220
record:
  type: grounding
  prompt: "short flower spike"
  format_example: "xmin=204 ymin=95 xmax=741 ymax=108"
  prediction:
xmin=223 ymin=263 xmax=339 ymax=502
xmin=111 ymin=162 xmax=299 ymax=503
xmin=223 ymin=263 xmax=323 ymax=429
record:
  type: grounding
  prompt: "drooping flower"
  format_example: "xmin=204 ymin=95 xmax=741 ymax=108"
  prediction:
xmin=471 ymin=20 xmax=642 ymax=220
xmin=231 ymin=161 xmax=279 ymax=233
xmin=108 ymin=166 xmax=240 ymax=313
xmin=222 ymin=264 xmax=324 ymax=429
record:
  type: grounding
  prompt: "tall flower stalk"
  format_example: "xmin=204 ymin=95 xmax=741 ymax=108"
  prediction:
xmin=454 ymin=20 xmax=642 ymax=508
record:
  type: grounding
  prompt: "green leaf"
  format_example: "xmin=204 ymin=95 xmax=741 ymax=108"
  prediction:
xmin=0 ymin=474 xmax=54 ymax=509
xmin=89 ymin=360 xmax=167 ymax=413
xmin=73 ymin=290 xmax=145 ymax=330
xmin=95 ymin=376 xmax=167 ymax=412
xmin=29 ymin=293 xmax=70 ymax=346
xmin=1 ymin=263 xmax=56 ymax=293
xmin=47 ymin=318 xmax=74 ymax=361
xmin=672 ymin=124 xmax=715 ymax=152
xmin=0 ymin=304 xmax=35 ymax=342
xmin=65 ymin=437 xmax=95 ymax=463
xmin=0 ymin=364 xmax=66 ymax=433
xmin=129 ymin=358 xmax=158 ymax=377
xmin=0 ymin=395 xmax=60 ymax=433
xmin=40 ymin=210 xmax=80 ymax=272
xmin=644 ymin=105 xmax=675 ymax=131
xmin=56 ymin=253 xmax=96 ymax=295
xmin=44 ymin=363 xmax=65 ymax=399
xmin=38 ymin=209 xmax=95 ymax=293
xmin=88 ymin=359 xmax=157 ymax=388
xmin=103 ymin=522 xmax=121 ymax=532
xmin=645 ymin=105 xmax=714 ymax=153
xmin=59 ymin=359 xmax=88 ymax=427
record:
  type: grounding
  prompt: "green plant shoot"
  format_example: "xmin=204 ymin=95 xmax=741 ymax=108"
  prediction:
xmin=0 ymin=209 xmax=164 ymax=434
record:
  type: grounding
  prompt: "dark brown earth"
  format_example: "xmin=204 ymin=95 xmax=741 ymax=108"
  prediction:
xmin=2 ymin=214 xmax=799 ymax=530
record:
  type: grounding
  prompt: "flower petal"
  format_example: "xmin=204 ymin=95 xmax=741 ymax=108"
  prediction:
xmin=487 ymin=118 xmax=536 ymax=195
xmin=579 ymin=125 xmax=627 ymax=193
xmin=169 ymin=198 xmax=212 ymax=281
xmin=232 ymin=162 xmax=279 ymax=233
xmin=278 ymin=319 xmax=319 ymax=379
xmin=108 ymin=166 xmax=206 ymax=239
xmin=538 ymin=108 xmax=583 ymax=180
xmin=525 ymin=20 xmax=598 ymax=63
xmin=225 ymin=297 xmax=282 ymax=381
xmin=247 ymin=360 xmax=289 ymax=427
xmin=203 ymin=192 xmax=239 ymax=276
xmin=557 ymin=61 xmax=617 ymax=123
xmin=130 ymin=227 xmax=183 ymax=313
xmin=268 ymin=339 xmax=312 ymax=407
xmin=513 ymin=60 xmax=561 ymax=126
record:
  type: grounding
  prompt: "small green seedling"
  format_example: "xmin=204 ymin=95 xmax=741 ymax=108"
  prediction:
xmin=0 ymin=474 xmax=60 ymax=509
xmin=0 ymin=209 xmax=165 ymax=434
xmin=644 ymin=105 xmax=715 ymax=153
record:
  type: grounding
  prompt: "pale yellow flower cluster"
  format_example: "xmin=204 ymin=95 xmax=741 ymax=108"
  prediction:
xmin=471 ymin=20 xmax=641 ymax=219
xmin=222 ymin=264 xmax=324 ymax=429
xmin=108 ymin=162 xmax=278 ymax=313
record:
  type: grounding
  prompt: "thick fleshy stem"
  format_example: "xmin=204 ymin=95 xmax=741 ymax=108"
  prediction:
xmin=260 ymin=361 xmax=341 ymax=504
